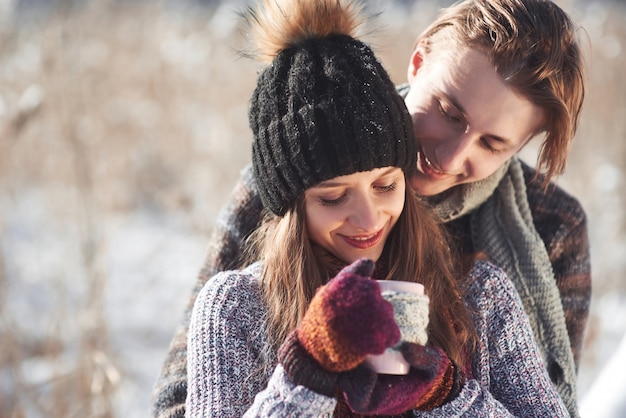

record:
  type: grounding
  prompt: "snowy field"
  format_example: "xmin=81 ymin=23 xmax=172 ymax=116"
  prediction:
xmin=0 ymin=0 xmax=625 ymax=417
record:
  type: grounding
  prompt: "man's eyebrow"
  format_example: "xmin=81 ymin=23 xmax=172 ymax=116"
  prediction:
xmin=483 ymin=133 xmax=511 ymax=145
xmin=445 ymin=94 xmax=513 ymax=145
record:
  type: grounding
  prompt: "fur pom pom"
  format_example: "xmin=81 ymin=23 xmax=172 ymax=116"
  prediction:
xmin=243 ymin=0 xmax=367 ymax=63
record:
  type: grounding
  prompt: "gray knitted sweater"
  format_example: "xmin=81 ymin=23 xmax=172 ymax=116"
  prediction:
xmin=186 ymin=260 xmax=568 ymax=417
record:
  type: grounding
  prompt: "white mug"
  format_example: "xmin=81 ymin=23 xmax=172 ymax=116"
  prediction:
xmin=363 ymin=280 xmax=426 ymax=375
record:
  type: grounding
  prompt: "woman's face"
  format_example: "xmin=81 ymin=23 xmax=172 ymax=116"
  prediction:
xmin=304 ymin=167 xmax=405 ymax=264
xmin=404 ymin=44 xmax=545 ymax=196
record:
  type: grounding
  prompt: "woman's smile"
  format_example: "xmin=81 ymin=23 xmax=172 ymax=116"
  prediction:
xmin=338 ymin=228 xmax=384 ymax=250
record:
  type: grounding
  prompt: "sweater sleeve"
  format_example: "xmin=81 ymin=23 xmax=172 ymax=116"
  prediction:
xmin=153 ymin=165 xmax=263 ymax=418
xmin=185 ymin=267 xmax=337 ymax=418
xmin=415 ymin=261 xmax=570 ymax=417
xmin=244 ymin=365 xmax=337 ymax=417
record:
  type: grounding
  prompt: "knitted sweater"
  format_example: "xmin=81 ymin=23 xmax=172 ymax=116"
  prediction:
xmin=185 ymin=260 xmax=569 ymax=417
xmin=152 ymin=162 xmax=591 ymax=418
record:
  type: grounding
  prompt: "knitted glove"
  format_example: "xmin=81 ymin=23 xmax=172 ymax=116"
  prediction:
xmin=278 ymin=258 xmax=401 ymax=396
xmin=381 ymin=288 xmax=429 ymax=345
xmin=338 ymin=342 xmax=465 ymax=415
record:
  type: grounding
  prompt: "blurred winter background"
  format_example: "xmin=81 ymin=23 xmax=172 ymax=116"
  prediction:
xmin=0 ymin=0 xmax=624 ymax=417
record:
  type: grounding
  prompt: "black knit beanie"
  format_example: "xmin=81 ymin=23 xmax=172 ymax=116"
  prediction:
xmin=250 ymin=34 xmax=416 ymax=216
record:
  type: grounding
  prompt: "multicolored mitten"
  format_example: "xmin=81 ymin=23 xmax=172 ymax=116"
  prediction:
xmin=278 ymin=258 xmax=401 ymax=395
xmin=337 ymin=342 xmax=464 ymax=415
xmin=400 ymin=342 xmax=464 ymax=410
xmin=277 ymin=331 xmax=339 ymax=396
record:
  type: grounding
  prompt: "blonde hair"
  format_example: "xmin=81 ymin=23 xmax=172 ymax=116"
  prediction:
xmin=417 ymin=0 xmax=585 ymax=185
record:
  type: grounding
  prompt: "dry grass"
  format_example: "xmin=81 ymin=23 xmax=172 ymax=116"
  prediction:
xmin=0 ymin=1 xmax=624 ymax=417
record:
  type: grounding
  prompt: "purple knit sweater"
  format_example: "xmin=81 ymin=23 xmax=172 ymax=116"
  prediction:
xmin=185 ymin=260 xmax=569 ymax=417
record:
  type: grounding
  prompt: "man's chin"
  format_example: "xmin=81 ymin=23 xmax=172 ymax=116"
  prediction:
xmin=408 ymin=173 xmax=447 ymax=196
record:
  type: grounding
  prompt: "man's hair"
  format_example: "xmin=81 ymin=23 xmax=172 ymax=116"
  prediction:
xmin=418 ymin=0 xmax=585 ymax=184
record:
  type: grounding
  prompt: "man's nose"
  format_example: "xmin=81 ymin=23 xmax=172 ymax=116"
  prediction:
xmin=435 ymin=133 xmax=473 ymax=174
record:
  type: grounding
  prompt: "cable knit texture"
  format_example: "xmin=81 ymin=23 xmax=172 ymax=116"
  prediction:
xmin=152 ymin=157 xmax=591 ymax=418
xmin=383 ymin=289 xmax=429 ymax=346
xmin=249 ymin=34 xmax=417 ymax=216
xmin=185 ymin=260 xmax=569 ymax=417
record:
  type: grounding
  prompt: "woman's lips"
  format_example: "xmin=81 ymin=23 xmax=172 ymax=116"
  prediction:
xmin=340 ymin=228 xmax=384 ymax=249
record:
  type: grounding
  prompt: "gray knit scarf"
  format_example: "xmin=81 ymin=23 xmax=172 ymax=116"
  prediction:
xmin=429 ymin=157 xmax=579 ymax=417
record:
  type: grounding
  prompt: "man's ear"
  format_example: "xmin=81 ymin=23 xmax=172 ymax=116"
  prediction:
xmin=407 ymin=39 xmax=428 ymax=82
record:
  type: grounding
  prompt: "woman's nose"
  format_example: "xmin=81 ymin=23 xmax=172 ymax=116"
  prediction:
xmin=348 ymin=197 xmax=380 ymax=231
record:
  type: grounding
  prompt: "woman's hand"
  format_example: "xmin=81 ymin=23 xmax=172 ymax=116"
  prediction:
xmin=278 ymin=258 xmax=401 ymax=396
xmin=338 ymin=343 xmax=464 ymax=415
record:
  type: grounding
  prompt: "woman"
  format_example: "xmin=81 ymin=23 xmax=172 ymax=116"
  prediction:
xmin=185 ymin=1 xmax=569 ymax=416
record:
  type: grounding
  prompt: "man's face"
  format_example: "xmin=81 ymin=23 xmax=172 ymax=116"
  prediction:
xmin=404 ymin=44 xmax=545 ymax=196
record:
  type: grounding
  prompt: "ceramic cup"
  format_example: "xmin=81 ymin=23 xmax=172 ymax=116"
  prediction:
xmin=363 ymin=280 xmax=426 ymax=375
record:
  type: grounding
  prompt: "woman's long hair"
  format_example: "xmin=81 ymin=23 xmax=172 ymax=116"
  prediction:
xmin=244 ymin=182 xmax=476 ymax=367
